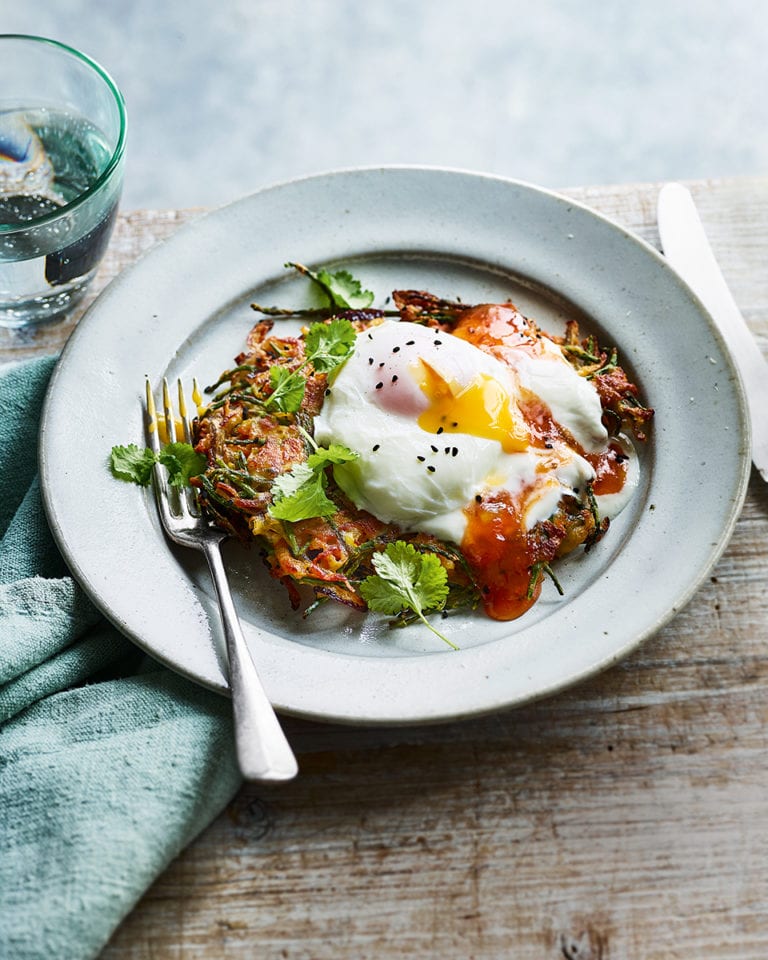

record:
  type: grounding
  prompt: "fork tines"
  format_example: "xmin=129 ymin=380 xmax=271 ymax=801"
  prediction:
xmin=144 ymin=376 xmax=201 ymax=521
xmin=145 ymin=376 xmax=196 ymax=450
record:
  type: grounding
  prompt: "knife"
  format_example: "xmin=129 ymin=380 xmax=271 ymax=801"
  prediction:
xmin=657 ymin=181 xmax=766 ymax=480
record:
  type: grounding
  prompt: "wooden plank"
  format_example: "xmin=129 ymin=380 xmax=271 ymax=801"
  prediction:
xmin=11 ymin=178 xmax=768 ymax=959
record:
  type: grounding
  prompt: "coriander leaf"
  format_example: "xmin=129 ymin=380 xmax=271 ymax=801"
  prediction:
xmin=271 ymin=462 xmax=315 ymax=501
xmin=265 ymin=366 xmax=306 ymax=413
xmin=285 ymin=261 xmax=374 ymax=310
xmin=110 ymin=444 xmax=156 ymax=486
xmin=316 ymin=268 xmax=374 ymax=310
xmin=365 ymin=541 xmax=449 ymax=613
xmin=269 ymin=466 xmax=337 ymax=521
xmin=357 ymin=573 xmax=410 ymax=616
xmin=360 ymin=541 xmax=456 ymax=649
xmin=158 ymin=442 xmax=207 ymax=488
xmin=268 ymin=442 xmax=357 ymax=522
xmin=306 ymin=443 xmax=358 ymax=470
xmin=412 ymin=550 xmax=452 ymax=607
xmin=304 ymin=318 xmax=356 ymax=373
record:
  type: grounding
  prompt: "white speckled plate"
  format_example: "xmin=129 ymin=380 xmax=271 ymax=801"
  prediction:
xmin=40 ymin=167 xmax=750 ymax=724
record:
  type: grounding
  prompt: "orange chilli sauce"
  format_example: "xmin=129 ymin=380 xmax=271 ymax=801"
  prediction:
xmin=460 ymin=488 xmax=543 ymax=620
xmin=446 ymin=303 xmax=628 ymax=621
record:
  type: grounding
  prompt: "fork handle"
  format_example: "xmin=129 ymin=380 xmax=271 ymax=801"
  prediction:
xmin=202 ymin=541 xmax=298 ymax=782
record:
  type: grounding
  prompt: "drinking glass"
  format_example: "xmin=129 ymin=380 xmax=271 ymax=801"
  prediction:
xmin=0 ymin=35 xmax=126 ymax=327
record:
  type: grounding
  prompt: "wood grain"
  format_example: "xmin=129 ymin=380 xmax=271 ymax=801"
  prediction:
xmin=14 ymin=178 xmax=768 ymax=958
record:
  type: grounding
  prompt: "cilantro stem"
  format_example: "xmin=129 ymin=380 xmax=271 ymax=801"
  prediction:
xmin=414 ymin=608 xmax=459 ymax=650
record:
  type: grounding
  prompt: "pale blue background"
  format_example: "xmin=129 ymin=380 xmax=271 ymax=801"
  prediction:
xmin=3 ymin=1 xmax=766 ymax=209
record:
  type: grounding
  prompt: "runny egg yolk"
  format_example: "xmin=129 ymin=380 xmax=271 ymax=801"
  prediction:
xmin=415 ymin=360 xmax=529 ymax=454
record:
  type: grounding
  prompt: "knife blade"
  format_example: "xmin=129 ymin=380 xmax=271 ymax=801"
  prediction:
xmin=657 ymin=181 xmax=766 ymax=480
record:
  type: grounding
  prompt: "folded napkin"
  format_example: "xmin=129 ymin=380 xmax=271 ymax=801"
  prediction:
xmin=0 ymin=357 xmax=241 ymax=960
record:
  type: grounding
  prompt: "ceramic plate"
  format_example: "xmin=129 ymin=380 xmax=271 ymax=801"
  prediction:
xmin=40 ymin=167 xmax=750 ymax=724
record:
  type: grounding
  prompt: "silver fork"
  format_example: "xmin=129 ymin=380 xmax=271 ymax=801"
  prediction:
xmin=145 ymin=377 xmax=298 ymax=782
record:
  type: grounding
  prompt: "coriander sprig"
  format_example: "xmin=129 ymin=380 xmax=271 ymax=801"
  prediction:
xmin=285 ymin=262 xmax=375 ymax=310
xmin=360 ymin=541 xmax=457 ymax=650
xmin=268 ymin=439 xmax=358 ymax=522
xmin=264 ymin=317 xmax=356 ymax=413
xmin=110 ymin=442 xmax=206 ymax=488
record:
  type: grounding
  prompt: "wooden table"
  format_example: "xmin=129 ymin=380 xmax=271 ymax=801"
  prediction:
xmin=7 ymin=178 xmax=768 ymax=958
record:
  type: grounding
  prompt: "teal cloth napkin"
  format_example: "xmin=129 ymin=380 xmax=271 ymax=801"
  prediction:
xmin=0 ymin=357 xmax=241 ymax=960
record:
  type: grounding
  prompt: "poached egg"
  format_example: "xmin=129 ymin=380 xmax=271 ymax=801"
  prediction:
xmin=313 ymin=306 xmax=638 ymax=619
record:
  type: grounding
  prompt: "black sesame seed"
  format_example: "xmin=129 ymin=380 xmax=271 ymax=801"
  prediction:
xmin=392 ymin=346 xmax=400 ymax=353
xmin=375 ymin=382 xmax=384 ymax=390
xmin=444 ymin=446 xmax=451 ymax=454
xmin=391 ymin=375 xmax=398 ymax=383
xmin=427 ymin=465 xmax=436 ymax=473
xmin=368 ymin=357 xmax=374 ymax=365
xmin=325 ymin=388 xmax=331 ymax=396
xmin=379 ymin=361 xmax=385 ymax=368
xmin=372 ymin=444 xmax=380 ymax=451
xmin=544 ymin=442 xmax=553 ymax=449
xmin=417 ymin=455 xmax=426 ymax=462
xmin=452 ymin=447 xmax=458 ymax=456
xmin=475 ymin=494 xmax=482 ymax=503
xmin=434 ymin=339 xmax=442 ymax=346
xmin=451 ymin=421 xmax=458 ymax=427
xmin=406 ymin=340 xmax=415 ymax=345
xmin=436 ymin=426 xmax=444 ymax=434
xmin=367 ymin=333 xmax=373 ymax=339
xmin=430 ymin=445 xmax=438 ymax=453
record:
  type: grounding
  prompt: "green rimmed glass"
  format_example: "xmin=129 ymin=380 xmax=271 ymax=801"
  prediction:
xmin=0 ymin=35 xmax=127 ymax=326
